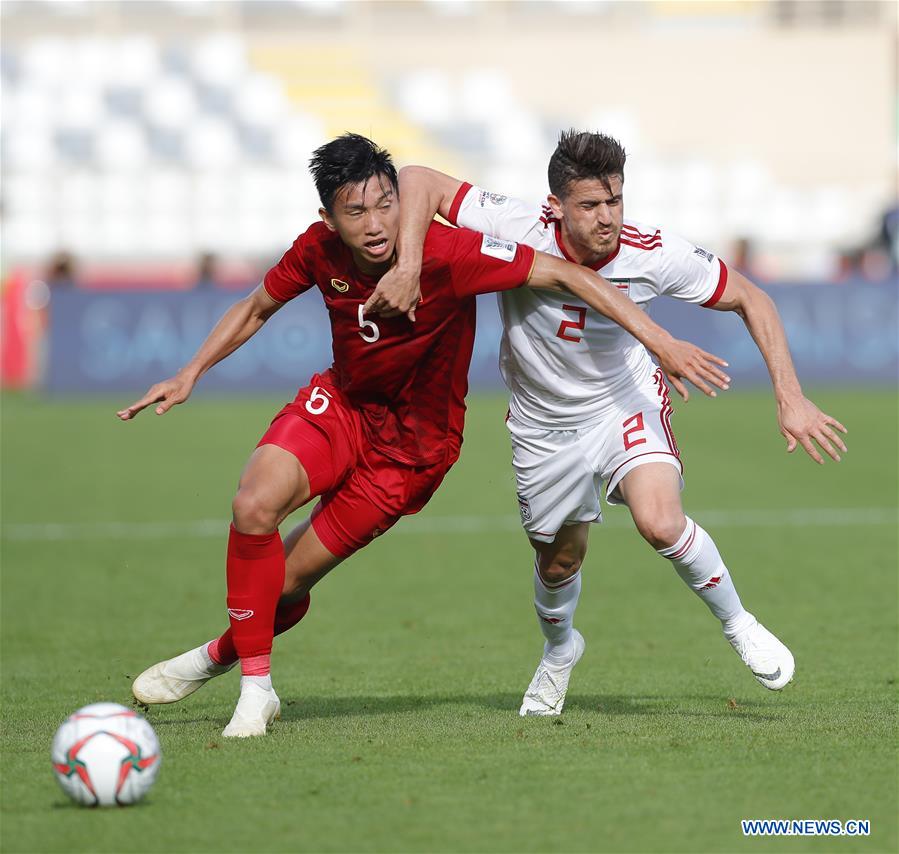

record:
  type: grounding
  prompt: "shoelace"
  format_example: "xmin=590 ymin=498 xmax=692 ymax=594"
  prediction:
xmin=733 ymin=627 xmax=777 ymax=669
xmin=531 ymin=668 xmax=563 ymax=705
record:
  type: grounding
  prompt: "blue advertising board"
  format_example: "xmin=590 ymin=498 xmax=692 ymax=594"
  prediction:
xmin=45 ymin=281 xmax=897 ymax=394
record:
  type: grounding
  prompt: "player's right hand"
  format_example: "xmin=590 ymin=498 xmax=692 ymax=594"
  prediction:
xmin=653 ymin=338 xmax=731 ymax=402
xmin=777 ymin=395 xmax=848 ymax=464
xmin=116 ymin=374 xmax=196 ymax=421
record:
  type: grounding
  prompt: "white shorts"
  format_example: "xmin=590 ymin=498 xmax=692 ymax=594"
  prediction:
xmin=508 ymin=368 xmax=684 ymax=543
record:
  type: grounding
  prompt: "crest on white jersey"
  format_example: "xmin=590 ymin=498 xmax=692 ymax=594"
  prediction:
xmin=608 ymin=277 xmax=632 ymax=296
xmin=480 ymin=234 xmax=516 ymax=262
xmin=478 ymin=190 xmax=508 ymax=208
xmin=517 ymin=494 xmax=532 ymax=522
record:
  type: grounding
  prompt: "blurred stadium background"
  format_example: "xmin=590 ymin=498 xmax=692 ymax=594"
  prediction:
xmin=1 ymin=0 xmax=897 ymax=393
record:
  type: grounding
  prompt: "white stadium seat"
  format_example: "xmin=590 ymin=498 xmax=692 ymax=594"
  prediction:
xmin=95 ymin=121 xmax=150 ymax=170
xmin=145 ymin=76 xmax=198 ymax=130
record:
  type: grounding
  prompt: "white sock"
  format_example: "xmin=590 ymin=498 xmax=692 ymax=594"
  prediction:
xmin=657 ymin=518 xmax=754 ymax=637
xmin=241 ymin=674 xmax=272 ymax=692
xmin=533 ymin=558 xmax=582 ymax=665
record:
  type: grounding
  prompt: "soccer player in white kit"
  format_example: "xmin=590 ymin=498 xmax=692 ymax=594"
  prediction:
xmin=366 ymin=131 xmax=848 ymax=715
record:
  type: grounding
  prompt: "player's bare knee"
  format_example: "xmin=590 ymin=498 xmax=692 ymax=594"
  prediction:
xmin=231 ymin=489 xmax=280 ymax=534
xmin=635 ymin=513 xmax=687 ymax=550
xmin=539 ymin=554 xmax=582 ymax=585
xmin=280 ymin=577 xmax=310 ymax=599
xmin=282 ymin=558 xmax=315 ymax=595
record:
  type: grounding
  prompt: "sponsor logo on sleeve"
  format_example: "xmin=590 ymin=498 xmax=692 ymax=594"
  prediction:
xmin=480 ymin=234 xmax=517 ymax=262
xmin=693 ymin=246 xmax=715 ymax=263
xmin=477 ymin=190 xmax=508 ymax=208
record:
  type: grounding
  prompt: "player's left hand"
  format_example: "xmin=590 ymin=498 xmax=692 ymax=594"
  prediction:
xmin=363 ymin=264 xmax=421 ymax=321
xmin=777 ymin=395 xmax=847 ymax=464
xmin=653 ymin=338 xmax=731 ymax=402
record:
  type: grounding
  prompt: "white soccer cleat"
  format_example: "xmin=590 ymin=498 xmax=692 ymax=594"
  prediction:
xmin=727 ymin=618 xmax=795 ymax=690
xmin=519 ymin=630 xmax=586 ymax=717
xmin=132 ymin=644 xmax=235 ymax=705
xmin=222 ymin=681 xmax=281 ymax=738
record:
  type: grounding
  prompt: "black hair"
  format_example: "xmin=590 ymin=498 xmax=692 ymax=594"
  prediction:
xmin=548 ymin=129 xmax=627 ymax=198
xmin=308 ymin=133 xmax=398 ymax=212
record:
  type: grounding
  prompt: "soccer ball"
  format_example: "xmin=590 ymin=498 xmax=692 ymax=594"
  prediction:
xmin=51 ymin=702 xmax=161 ymax=807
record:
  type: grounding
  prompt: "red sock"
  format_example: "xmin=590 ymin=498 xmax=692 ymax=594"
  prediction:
xmin=222 ymin=524 xmax=286 ymax=677
xmin=208 ymin=593 xmax=311 ymax=667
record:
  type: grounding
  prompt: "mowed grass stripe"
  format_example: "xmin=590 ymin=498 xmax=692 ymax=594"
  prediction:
xmin=2 ymin=506 xmax=897 ymax=540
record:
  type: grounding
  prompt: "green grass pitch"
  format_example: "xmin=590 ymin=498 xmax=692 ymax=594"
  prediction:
xmin=1 ymin=388 xmax=896 ymax=853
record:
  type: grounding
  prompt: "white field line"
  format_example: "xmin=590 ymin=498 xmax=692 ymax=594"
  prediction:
xmin=1 ymin=508 xmax=896 ymax=542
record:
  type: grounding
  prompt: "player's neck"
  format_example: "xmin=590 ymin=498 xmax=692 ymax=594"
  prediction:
xmin=559 ymin=224 xmax=611 ymax=270
xmin=351 ymin=250 xmax=394 ymax=278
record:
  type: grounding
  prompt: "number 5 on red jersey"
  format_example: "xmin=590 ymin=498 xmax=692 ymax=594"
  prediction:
xmin=357 ymin=304 xmax=380 ymax=343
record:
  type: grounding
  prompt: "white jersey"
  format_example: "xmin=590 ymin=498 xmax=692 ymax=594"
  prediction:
xmin=447 ymin=183 xmax=728 ymax=428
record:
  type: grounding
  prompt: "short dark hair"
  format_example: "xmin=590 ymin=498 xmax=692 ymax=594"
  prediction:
xmin=548 ymin=129 xmax=627 ymax=198
xmin=308 ymin=133 xmax=398 ymax=212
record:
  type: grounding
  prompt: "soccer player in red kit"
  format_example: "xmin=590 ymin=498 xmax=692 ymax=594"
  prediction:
xmin=120 ymin=134 xmax=728 ymax=737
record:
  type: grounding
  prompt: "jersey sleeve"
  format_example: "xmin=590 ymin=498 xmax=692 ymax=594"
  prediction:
xmin=657 ymin=230 xmax=729 ymax=307
xmin=446 ymin=183 xmax=547 ymax=245
xmin=262 ymin=230 xmax=317 ymax=303
xmin=430 ymin=225 xmax=536 ymax=298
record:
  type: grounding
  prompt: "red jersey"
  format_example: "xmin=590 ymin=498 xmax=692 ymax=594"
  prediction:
xmin=263 ymin=221 xmax=536 ymax=467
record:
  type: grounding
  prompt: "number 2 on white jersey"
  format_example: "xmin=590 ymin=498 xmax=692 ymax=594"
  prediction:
xmin=357 ymin=304 xmax=380 ymax=343
xmin=556 ymin=304 xmax=587 ymax=343
xmin=305 ymin=386 xmax=333 ymax=415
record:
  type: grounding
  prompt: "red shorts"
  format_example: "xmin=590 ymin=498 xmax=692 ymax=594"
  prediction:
xmin=257 ymin=373 xmax=452 ymax=559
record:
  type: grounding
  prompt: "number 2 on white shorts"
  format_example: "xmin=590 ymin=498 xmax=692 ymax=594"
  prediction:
xmin=622 ymin=412 xmax=647 ymax=451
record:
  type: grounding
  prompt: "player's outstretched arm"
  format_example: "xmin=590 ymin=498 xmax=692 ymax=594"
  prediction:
xmin=363 ymin=166 xmax=465 ymax=320
xmin=116 ymin=285 xmax=283 ymax=421
xmin=707 ymin=268 xmax=847 ymax=463
xmin=527 ymin=251 xmax=731 ymax=401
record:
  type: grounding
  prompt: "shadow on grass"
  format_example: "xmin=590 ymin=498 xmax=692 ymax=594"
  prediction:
xmin=142 ymin=691 xmax=784 ymax=730
xmin=566 ymin=693 xmax=784 ymax=722
xmin=50 ymin=798 xmax=153 ymax=810
xmin=265 ymin=691 xmax=784 ymax=723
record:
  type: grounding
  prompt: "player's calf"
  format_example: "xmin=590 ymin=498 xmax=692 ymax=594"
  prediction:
xmin=532 ymin=562 xmax=582 ymax=663
xmin=655 ymin=517 xmax=794 ymax=689
xmin=656 ymin=518 xmax=754 ymax=636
